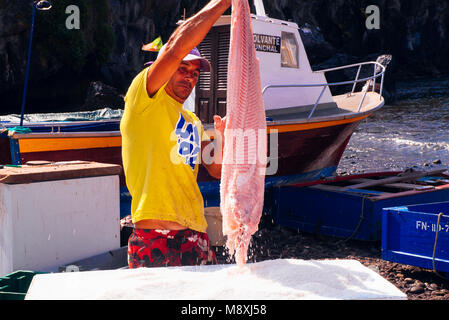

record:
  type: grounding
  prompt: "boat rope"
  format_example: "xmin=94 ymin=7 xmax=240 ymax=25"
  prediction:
xmin=432 ymin=212 xmax=446 ymax=280
xmin=337 ymin=195 xmax=368 ymax=244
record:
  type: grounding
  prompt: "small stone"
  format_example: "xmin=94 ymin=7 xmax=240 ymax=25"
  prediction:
xmin=428 ymin=283 xmax=439 ymax=291
xmin=368 ymin=265 xmax=380 ymax=274
xmin=433 ymin=159 xmax=442 ymax=164
xmin=405 ymin=278 xmax=414 ymax=283
xmin=414 ymin=280 xmax=425 ymax=288
xmin=409 ymin=286 xmax=424 ymax=294
xmin=397 ymin=273 xmax=404 ymax=278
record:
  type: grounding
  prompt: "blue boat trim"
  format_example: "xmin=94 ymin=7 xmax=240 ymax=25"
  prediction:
xmin=24 ymin=121 xmax=120 ymax=133
xmin=9 ymin=139 xmax=21 ymax=165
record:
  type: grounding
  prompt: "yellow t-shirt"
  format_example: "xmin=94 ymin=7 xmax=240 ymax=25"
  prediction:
xmin=120 ymin=67 xmax=207 ymax=232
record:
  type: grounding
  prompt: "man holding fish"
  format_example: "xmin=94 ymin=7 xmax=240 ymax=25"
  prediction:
xmin=121 ymin=0 xmax=231 ymax=268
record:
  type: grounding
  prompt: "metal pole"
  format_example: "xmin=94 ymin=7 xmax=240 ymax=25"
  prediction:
xmin=380 ymin=73 xmax=385 ymax=101
xmin=20 ymin=2 xmax=37 ymax=127
xmin=308 ymin=86 xmax=327 ymax=119
xmin=351 ymin=65 xmax=361 ymax=95
xmin=357 ymin=87 xmax=369 ymax=112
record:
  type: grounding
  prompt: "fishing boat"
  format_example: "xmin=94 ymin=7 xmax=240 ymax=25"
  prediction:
xmin=271 ymin=168 xmax=449 ymax=241
xmin=0 ymin=0 xmax=388 ymax=203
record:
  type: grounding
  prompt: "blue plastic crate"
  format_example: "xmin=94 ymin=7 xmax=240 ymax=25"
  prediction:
xmin=382 ymin=201 xmax=449 ymax=273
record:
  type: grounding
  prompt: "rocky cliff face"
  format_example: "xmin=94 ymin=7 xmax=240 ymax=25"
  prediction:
xmin=0 ymin=0 xmax=448 ymax=114
xmin=265 ymin=0 xmax=449 ymax=73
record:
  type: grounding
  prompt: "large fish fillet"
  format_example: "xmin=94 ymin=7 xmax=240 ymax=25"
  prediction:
xmin=220 ymin=0 xmax=267 ymax=266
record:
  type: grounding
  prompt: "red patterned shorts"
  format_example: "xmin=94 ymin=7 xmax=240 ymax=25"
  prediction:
xmin=127 ymin=228 xmax=217 ymax=268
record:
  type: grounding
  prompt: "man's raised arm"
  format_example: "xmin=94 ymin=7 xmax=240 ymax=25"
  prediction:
xmin=146 ymin=0 xmax=232 ymax=97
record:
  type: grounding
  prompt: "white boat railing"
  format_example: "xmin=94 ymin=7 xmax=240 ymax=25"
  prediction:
xmin=262 ymin=61 xmax=386 ymax=119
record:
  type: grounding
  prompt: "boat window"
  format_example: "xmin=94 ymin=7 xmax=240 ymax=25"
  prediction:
xmin=281 ymin=32 xmax=299 ymax=68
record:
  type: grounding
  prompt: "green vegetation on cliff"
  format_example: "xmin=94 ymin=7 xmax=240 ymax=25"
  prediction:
xmin=35 ymin=0 xmax=114 ymax=73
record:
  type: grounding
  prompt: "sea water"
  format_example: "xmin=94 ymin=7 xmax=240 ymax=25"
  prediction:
xmin=338 ymin=77 xmax=449 ymax=175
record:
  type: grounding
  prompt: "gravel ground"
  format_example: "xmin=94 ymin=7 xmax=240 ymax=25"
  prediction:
xmin=212 ymin=215 xmax=449 ymax=300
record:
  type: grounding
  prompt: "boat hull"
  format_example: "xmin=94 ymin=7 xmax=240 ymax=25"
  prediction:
xmin=3 ymin=114 xmax=366 ymax=199
xmin=199 ymin=116 xmax=362 ymax=204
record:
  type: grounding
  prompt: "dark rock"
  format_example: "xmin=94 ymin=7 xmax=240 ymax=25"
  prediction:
xmin=299 ymin=23 xmax=336 ymax=65
xmin=2 ymin=0 xmax=449 ymax=113
xmin=82 ymin=81 xmax=124 ymax=110
xmin=428 ymin=283 xmax=439 ymax=291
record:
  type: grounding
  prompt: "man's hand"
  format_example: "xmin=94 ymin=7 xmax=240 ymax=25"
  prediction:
xmin=201 ymin=114 xmax=226 ymax=179
xmin=213 ymin=115 xmax=226 ymax=139
xmin=213 ymin=115 xmax=226 ymax=166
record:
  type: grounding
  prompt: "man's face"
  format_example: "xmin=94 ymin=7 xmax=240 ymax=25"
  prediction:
xmin=165 ymin=60 xmax=201 ymax=103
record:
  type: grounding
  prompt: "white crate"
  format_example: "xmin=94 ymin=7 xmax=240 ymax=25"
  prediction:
xmin=0 ymin=175 xmax=120 ymax=276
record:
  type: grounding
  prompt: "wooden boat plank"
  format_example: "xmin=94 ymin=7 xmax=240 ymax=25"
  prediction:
xmin=340 ymin=169 xmax=447 ymax=191
xmin=309 ymin=184 xmax=347 ymax=192
xmin=0 ymin=161 xmax=122 ymax=184
xmin=383 ymin=183 xmax=434 ymax=190
xmin=310 ymin=183 xmax=394 ymax=196
xmin=373 ymin=184 xmax=449 ymax=201
xmin=346 ymin=178 xmax=433 ymax=190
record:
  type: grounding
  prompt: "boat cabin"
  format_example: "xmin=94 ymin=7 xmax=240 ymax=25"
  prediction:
xmin=194 ymin=11 xmax=336 ymax=124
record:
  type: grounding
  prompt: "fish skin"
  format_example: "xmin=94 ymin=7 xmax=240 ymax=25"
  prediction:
xmin=220 ymin=0 xmax=267 ymax=266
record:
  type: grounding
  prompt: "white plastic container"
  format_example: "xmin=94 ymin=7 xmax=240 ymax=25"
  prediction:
xmin=0 ymin=163 xmax=121 ymax=276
